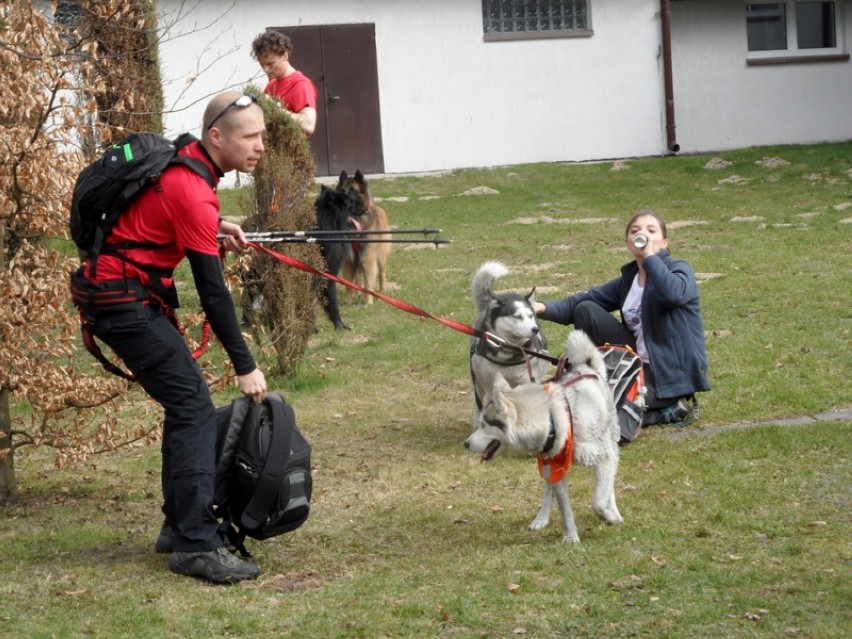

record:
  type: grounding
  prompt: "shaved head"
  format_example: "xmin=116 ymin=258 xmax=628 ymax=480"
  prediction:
xmin=203 ymin=90 xmax=247 ymax=133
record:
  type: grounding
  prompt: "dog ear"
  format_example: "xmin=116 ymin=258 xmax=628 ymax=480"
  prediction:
xmin=491 ymin=373 xmax=512 ymax=415
xmin=486 ymin=287 xmax=500 ymax=307
xmin=525 ymin=287 xmax=537 ymax=304
xmin=492 ymin=374 xmax=511 ymax=399
xmin=354 ymin=169 xmax=365 ymax=183
xmin=336 ymin=171 xmax=348 ymax=190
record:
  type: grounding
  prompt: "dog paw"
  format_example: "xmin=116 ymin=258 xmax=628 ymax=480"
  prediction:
xmin=528 ymin=519 xmax=549 ymax=531
xmin=594 ymin=506 xmax=623 ymax=525
xmin=561 ymin=534 xmax=580 ymax=544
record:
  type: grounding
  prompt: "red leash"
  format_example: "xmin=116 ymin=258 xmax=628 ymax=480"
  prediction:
xmin=248 ymin=242 xmax=559 ymax=367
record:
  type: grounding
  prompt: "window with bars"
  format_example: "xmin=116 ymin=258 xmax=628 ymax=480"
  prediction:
xmin=482 ymin=0 xmax=592 ymax=41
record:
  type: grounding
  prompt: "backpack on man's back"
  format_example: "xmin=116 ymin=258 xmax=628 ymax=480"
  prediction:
xmin=69 ymin=132 xmax=214 ymax=272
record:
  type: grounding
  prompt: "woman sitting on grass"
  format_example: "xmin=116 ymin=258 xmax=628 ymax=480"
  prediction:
xmin=533 ymin=210 xmax=710 ymax=427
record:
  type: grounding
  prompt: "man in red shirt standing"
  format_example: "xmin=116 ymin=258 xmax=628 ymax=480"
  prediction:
xmin=251 ymin=30 xmax=318 ymax=136
xmin=76 ymin=91 xmax=267 ymax=583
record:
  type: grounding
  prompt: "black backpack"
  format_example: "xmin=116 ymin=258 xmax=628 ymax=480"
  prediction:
xmin=599 ymin=345 xmax=646 ymax=443
xmin=69 ymin=132 xmax=214 ymax=274
xmin=214 ymin=392 xmax=313 ymax=557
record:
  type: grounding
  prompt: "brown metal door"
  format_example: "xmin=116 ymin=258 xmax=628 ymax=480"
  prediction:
xmin=272 ymin=24 xmax=384 ymax=177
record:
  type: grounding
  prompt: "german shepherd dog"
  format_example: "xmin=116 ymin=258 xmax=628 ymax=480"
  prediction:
xmin=465 ymin=330 xmax=623 ymax=543
xmin=336 ymin=170 xmax=391 ymax=305
xmin=314 ymin=184 xmax=368 ymax=329
xmin=469 ymin=261 xmax=550 ymax=428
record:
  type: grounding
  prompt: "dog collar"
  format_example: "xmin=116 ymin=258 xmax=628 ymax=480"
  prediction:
xmin=473 ymin=333 xmax=546 ymax=369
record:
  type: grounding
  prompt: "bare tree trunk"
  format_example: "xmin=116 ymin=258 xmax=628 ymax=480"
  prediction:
xmin=0 ymin=221 xmax=14 ymax=500
xmin=0 ymin=387 xmax=14 ymax=501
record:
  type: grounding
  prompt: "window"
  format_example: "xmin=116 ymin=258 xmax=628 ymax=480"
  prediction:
xmin=746 ymin=1 xmax=843 ymax=60
xmin=482 ymin=0 xmax=592 ymax=41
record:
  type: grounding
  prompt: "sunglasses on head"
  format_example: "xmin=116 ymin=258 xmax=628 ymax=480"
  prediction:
xmin=207 ymin=94 xmax=258 ymax=129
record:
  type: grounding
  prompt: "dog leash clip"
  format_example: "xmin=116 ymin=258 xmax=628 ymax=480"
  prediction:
xmin=483 ymin=332 xmax=507 ymax=349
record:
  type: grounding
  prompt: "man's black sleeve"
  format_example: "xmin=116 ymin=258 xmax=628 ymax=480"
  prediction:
xmin=185 ymin=248 xmax=256 ymax=376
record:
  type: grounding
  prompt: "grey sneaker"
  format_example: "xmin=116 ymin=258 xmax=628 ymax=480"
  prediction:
xmin=661 ymin=396 xmax=699 ymax=428
xmin=169 ymin=547 xmax=260 ymax=584
xmin=154 ymin=525 xmax=175 ymax=554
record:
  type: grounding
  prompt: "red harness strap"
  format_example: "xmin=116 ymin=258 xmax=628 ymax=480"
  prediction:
xmin=71 ymin=262 xmax=213 ymax=381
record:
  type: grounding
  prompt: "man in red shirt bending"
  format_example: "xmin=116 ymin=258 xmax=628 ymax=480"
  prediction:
xmin=76 ymin=91 xmax=267 ymax=583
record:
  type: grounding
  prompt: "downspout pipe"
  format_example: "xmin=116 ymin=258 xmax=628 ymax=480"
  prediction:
xmin=660 ymin=0 xmax=680 ymax=152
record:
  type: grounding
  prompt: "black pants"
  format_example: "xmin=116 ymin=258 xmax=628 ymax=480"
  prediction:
xmin=573 ymin=300 xmax=671 ymax=411
xmin=93 ymin=304 xmax=221 ymax=553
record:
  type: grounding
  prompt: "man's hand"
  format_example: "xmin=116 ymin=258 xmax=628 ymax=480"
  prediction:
xmin=218 ymin=219 xmax=247 ymax=253
xmin=237 ymin=368 xmax=267 ymax=404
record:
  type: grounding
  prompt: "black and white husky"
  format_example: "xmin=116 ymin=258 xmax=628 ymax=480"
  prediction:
xmin=465 ymin=330 xmax=623 ymax=543
xmin=469 ymin=261 xmax=550 ymax=428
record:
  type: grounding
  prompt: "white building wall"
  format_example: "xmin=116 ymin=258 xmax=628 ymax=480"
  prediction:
xmin=156 ymin=0 xmax=667 ymax=177
xmin=670 ymin=0 xmax=852 ymax=152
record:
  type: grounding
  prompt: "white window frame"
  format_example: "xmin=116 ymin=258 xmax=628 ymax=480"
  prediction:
xmin=745 ymin=0 xmax=847 ymax=63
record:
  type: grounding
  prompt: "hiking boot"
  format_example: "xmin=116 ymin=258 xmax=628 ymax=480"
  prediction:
xmin=169 ymin=547 xmax=260 ymax=584
xmin=661 ymin=396 xmax=699 ymax=428
xmin=154 ymin=524 xmax=175 ymax=554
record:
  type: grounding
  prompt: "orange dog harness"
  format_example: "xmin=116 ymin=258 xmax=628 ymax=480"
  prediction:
xmin=536 ymin=382 xmax=574 ymax=483
xmin=536 ymin=372 xmax=599 ymax=483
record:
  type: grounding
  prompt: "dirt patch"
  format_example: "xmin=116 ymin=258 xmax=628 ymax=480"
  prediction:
xmin=668 ymin=220 xmax=710 ymax=229
xmin=402 ymin=243 xmax=446 ymax=251
xmin=695 ymin=272 xmax=724 ymax=282
xmin=718 ymin=175 xmax=749 ymax=185
xmin=755 ymin=156 xmax=790 ymax=168
xmin=511 ymin=262 xmax=562 ymax=274
xmin=704 ymin=157 xmax=732 ymax=170
xmin=459 ymin=186 xmax=499 ymax=196
xmin=730 ymin=215 xmax=764 ymax=223
xmin=509 ymin=216 xmax=618 ymax=225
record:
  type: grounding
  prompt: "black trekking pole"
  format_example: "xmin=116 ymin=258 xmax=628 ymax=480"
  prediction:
xmin=219 ymin=229 xmax=451 ymax=246
xmin=243 ymin=236 xmax=451 ymax=247
xmin=236 ymin=228 xmax=443 ymax=240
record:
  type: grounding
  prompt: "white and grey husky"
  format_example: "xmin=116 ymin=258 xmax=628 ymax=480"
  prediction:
xmin=464 ymin=330 xmax=623 ymax=543
xmin=469 ymin=261 xmax=550 ymax=428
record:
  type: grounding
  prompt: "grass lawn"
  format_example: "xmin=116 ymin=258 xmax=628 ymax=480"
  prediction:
xmin=2 ymin=142 xmax=850 ymax=638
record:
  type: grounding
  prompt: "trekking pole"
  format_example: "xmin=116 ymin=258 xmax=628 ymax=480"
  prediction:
xmin=232 ymin=228 xmax=443 ymax=241
xmin=219 ymin=230 xmax=451 ymax=246
xmin=232 ymin=235 xmax=452 ymax=246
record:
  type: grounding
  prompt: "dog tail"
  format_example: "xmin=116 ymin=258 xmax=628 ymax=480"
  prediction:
xmin=564 ymin=330 xmax=608 ymax=379
xmin=471 ymin=261 xmax=509 ymax=312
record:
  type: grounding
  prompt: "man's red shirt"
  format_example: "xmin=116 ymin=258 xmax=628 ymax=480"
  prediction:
xmin=265 ymin=70 xmax=317 ymax=114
